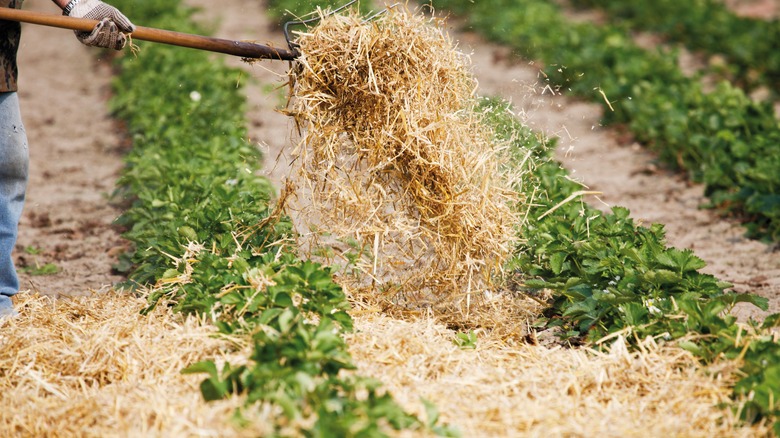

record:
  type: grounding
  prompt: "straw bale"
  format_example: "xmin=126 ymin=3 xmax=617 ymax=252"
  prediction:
xmin=346 ymin=313 xmax=771 ymax=438
xmin=0 ymin=292 xmax=268 ymax=437
xmin=284 ymin=6 xmax=520 ymax=305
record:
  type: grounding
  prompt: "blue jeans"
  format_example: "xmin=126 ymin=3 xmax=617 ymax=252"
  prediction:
xmin=0 ymin=92 xmax=29 ymax=309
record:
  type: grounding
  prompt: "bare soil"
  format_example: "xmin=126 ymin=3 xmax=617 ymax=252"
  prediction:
xmin=15 ymin=1 xmax=126 ymax=297
xmin=12 ymin=0 xmax=778 ymax=322
xmin=724 ymin=0 xmax=778 ymax=18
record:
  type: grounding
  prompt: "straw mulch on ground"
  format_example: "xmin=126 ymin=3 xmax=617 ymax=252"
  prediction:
xmin=1 ymin=292 xmax=770 ymax=437
xmin=347 ymin=312 xmax=770 ymax=437
xmin=284 ymin=6 xmax=519 ymax=307
xmin=0 ymin=292 xmax=267 ymax=438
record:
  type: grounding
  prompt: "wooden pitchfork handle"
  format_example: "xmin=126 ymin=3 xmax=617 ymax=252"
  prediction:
xmin=0 ymin=7 xmax=299 ymax=60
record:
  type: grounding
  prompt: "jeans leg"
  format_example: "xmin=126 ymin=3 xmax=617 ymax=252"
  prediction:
xmin=0 ymin=92 xmax=29 ymax=300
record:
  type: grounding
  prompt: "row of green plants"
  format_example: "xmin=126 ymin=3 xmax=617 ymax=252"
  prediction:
xmin=570 ymin=0 xmax=780 ymax=93
xmin=431 ymin=0 xmax=780 ymax=243
xmin=481 ymin=94 xmax=780 ymax=433
xmin=108 ymin=0 xmax=451 ymax=435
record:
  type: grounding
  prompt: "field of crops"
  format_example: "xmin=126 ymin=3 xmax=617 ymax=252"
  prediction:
xmin=2 ymin=0 xmax=779 ymax=436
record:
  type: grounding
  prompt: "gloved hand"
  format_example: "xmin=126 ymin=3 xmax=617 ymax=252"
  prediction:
xmin=63 ymin=0 xmax=135 ymax=50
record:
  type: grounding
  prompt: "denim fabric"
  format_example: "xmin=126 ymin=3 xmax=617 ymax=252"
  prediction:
xmin=0 ymin=293 xmax=17 ymax=317
xmin=0 ymin=92 xmax=28 ymax=300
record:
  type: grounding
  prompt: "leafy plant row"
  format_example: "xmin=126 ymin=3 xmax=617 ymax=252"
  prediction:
xmin=431 ymin=0 xmax=780 ymax=242
xmin=107 ymin=0 xmax=451 ymax=435
xmin=570 ymin=0 xmax=780 ymax=93
xmin=478 ymin=95 xmax=780 ymax=433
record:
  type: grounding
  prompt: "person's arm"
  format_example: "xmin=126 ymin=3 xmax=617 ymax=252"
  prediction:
xmin=51 ymin=0 xmax=135 ymax=50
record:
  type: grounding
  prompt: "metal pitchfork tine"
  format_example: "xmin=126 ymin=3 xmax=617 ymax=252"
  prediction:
xmin=283 ymin=1 xmax=401 ymax=51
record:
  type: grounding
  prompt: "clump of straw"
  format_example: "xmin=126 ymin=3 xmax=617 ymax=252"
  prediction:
xmin=0 ymin=292 xmax=269 ymax=437
xmin=285 ymin=6 xmax=519 ymax=305
xmin=347 ymin=313 xmax=770 ymax=437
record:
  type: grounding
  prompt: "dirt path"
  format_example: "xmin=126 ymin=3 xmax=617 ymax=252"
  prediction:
xmin=724 ymin=0 xmax=778 ymax=18
xmin=14 ymin=1 xmax=126 ymax=297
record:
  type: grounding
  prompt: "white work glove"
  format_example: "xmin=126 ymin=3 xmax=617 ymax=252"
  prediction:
xmin=63 ymin=0 xmax=135 ymax=50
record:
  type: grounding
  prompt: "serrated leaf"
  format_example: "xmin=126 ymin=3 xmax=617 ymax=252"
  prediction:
xmin=550 ymin=252 xmax=567 ymax=275
xmin=716 ymin=292 xmax=769 ymax=311
xmin=762 ymin=313 xmax=780 ymax=329
xmin=657 ymin=248 xmax=707 ymax=273
xmin=220 ymin=292 xmax=244 ymax=306
xmin=621 ymin=302 xmax=649 ymax=326
xmin=525 ymin=279 xmax=549 ymax=289
xmin=162 ymin=268 xmax=180 ymax=279
xmin=562 ymin=300 xmax=596 ymax=319
xmin=644 ymin=269 xmax=681 ymax=285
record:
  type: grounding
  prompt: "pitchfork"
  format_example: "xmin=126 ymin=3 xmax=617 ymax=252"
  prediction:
xmin=0 ymin=1 xmax=396 ymax=61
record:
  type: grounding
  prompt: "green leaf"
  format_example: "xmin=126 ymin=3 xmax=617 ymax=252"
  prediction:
xmin=525 ymin=279 xmax=550 ymax=289
xmin=20 ymin=263 xmax=60 ymax=276
xmin=762 ymin=313 xmax=780 ymax=329
xmin=274 ymin=292 xmax=293 ymax=307
xmin=550 ymin=252 xmax=567 ymax=275
xmin=643 ymin=269 xmax=681 ymax=285
xmin=453 ymin=330 xmax=478 ymax=350
xmin=678 ymin=340 xmax=703 ymax=356
xmin=199 ymin=376 xmax=230 ymax=402
xmin=621 ymin=302 xmax=649 ymax=326
xmin=220 ymin=292 xmax=244 ymax=306
xmin=181 ymin=360 xmax=218 ymax=378
xmin=162 ymin=268 xmax=180 ymax=279
xmin=716 ymin=293 xmax=769 ymax=311
xmin=177 ymin=225 xmax=198 ymax=241
xmin=181 ymin=361 xmax=232 ymax=401
xmin=422 ymin=398 xmax=440 ymax=428
xmin=278 ymin=308 xmax=296 ymax=333
xmin=258 ymin=308 xmax=284 ymax=325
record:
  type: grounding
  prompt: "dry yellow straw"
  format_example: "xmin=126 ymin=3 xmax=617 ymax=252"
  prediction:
xmin=0 ymin=292 xmax=269 ymax=437
xmin=347 ymin=312 xmax=770 ymax=437
xmin=284 ymin=6 xmax=519 ymax=306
